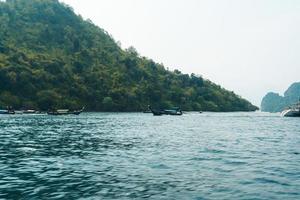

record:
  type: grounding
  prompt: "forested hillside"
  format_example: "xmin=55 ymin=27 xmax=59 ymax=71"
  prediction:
xmin=0 ymin=0 xmax=258 ymax=111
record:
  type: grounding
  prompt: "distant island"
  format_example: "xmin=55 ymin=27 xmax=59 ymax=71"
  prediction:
xmin=261 ymin=82 xmax=300 ymax=112
xmin=0 ymin=0 xmax=258 ymax=112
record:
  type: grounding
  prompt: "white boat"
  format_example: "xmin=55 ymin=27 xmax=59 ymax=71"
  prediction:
xmin=281 ymin=101 xmax=300 ymax=117
xmin=0 ymin=107 xmax=15 ymax=115
xmin=23 ymin=110 xmax=37 ymax=114
xmin=47 ymin=107 xmax=84 ymax=115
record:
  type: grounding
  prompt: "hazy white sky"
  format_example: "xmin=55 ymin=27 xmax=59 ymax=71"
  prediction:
xmin=60 ymin=0 xmax=300 ymax=106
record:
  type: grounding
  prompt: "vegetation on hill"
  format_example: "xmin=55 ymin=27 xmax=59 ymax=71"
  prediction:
xmin=261 ymin=82 xmax=300 ymax=112
xmin=0 ymin=0 xmax=258 ymax=112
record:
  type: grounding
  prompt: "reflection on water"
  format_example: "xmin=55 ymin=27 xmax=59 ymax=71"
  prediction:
xmin=0 ymin=112 xmax=299 ymax=199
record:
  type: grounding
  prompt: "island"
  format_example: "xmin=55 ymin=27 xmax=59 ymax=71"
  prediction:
xmin=261 ymin=82 xmax=300 ymax=112
xmin=0 ymin=0 xmax=258 ymax=112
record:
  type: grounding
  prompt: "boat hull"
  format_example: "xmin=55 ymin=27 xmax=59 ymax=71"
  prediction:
xmin=47 ymin=111 xmax=83 ymax=116
xmin=23 ymin=110 xmax=37 ymax=114
xmin=47 ymin=108 xmax=84 ymax=116
xmin=281 ymin=109 xmax=300 ymax=117
xmin=164 ymin=110 xmax=183 ymax=116
xmin=148 ymin=106 xmax=183 ymax=116
xmin=0 ymin=110 xmax=15 ymax=115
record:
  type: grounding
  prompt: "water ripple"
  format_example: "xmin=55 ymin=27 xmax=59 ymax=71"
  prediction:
xmin=0 ymin=112 xmax=299 ymax=199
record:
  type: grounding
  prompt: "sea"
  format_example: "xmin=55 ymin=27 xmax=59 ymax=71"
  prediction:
xmin=0 ymin=112 xmax=299 ymax=199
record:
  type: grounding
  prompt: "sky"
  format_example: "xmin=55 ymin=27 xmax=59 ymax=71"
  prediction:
xmin=60 ymin=0 xmax=300 ymax=106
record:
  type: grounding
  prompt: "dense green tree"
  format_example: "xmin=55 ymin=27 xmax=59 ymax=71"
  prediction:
xmin=0 ymin=0 xmax=258 ymax=112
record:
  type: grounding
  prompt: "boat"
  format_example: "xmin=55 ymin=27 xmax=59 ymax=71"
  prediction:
xmin=47 ymin=107 xmax=84 ymax=116
xmin=143 ymin=107 xmax=152 ymax=113
xmin=148 ymin=105 xmax=183 ymax=116
xmin=143 ymin=110 xmax=152 ymax=113
xmin=164 ymin=107 xmax=183 ymax=115
xmin=23 ymin=110 xmax=37 ymax=114
xmin=143 ymin=111 xmax=152 ymax=113
xmin=150 ymin=108 xmax=164 ymax=116
xmin=0 ymin=110 xmax=15 ymax=115
xmin=0 ymin=107 xmax=15 ymax=115
xmin=281 ymin=101 xmax=300 ymax=117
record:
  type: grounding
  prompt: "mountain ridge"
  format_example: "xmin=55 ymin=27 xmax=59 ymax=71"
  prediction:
xmin=261 ymin=82 xmax=300 ymax=112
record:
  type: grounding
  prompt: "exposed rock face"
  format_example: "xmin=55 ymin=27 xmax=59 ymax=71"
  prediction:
xmin=261 ymin=82 xmax=300 ymax=112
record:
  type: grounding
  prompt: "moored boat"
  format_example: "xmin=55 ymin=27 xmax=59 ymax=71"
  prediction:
xmin=0 ymin=110 xmax=15 ymax=114
xmin=148 ymin=105 xmax=183 ymax=116
xmin=143 ymin=110 xmax=152 ymax=113
xmin=47 ymin=107 xmax=84 ymax=116
xmin=23 ymin=109 xmax=37 ymax=114
xmin=164 ymin=107 xmax=183 ymax=115
xmin=0 ymin=107 xmax=15 ymax=115
xmin=281 ymin=101 xmax=300 ymax=117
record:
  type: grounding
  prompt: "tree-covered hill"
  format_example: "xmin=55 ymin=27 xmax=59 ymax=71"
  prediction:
xmin=0 ymin=0 xmax=258 ymax=112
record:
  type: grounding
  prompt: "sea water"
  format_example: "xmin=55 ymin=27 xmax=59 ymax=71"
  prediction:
xmin=0 ymin=112 xmax=299 ymax=199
